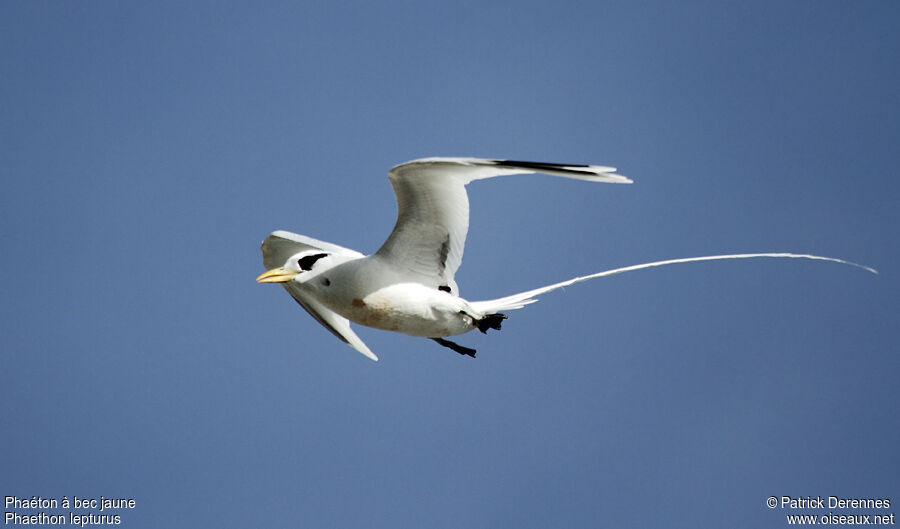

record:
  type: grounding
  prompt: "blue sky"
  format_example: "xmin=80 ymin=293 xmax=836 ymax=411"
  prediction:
xmin=2 ymin=2 xmax=897 ymax=527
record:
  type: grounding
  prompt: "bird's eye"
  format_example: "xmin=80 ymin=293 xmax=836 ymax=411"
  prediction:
xmin=298 ymin=253 xmax=328 ymax=271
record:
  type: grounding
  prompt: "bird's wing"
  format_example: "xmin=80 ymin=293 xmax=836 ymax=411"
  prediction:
xmin=282 ymin=283 xmax=378 ymax=361
xmin=373 ymin=157 xmax=631 ymax=293
xmin=261 ymin=231 xmax=376 ymax=361
xmin=261 ymin=230 xmax=364 ymax=270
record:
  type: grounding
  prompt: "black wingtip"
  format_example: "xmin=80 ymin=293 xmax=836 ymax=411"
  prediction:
xmin=495 ymin=159 xmax=597 ymax=175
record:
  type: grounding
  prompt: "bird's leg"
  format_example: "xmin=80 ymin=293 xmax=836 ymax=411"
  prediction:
xmin=431 ymin=337 xmax=477 ymax=358
xmin=475 ymin=313 xmax=508 ymax=334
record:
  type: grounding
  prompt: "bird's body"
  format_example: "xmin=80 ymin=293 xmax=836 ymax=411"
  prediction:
xmin=257 ymin=157 xmax=875 ymax=361
xmin=291 ymin=254 xmax=477 ymax=337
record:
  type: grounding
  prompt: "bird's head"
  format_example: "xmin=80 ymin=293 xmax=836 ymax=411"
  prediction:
xmin=256 ymin=251 xmax=333 ymax=284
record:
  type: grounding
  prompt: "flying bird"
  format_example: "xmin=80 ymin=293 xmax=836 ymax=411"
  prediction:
xmin=256 ymin=157 xmax=875 ymax=361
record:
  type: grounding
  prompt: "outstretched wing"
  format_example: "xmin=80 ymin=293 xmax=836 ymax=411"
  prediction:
xmin=261 ymin=231 xmax=377 ymax=361
xmin=281 ymin=285 xmax=378 ymax=361
xmin=262 ymin=230 xmax=364 ymax=269
xmin=373 ymin=157 xmax=631 ymax=294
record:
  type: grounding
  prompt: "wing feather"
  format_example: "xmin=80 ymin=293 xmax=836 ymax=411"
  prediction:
xmin=262 ymin=230 xmax=364 ymax=270
xmin=373 ymin=157 xmax=630 ymax=293
xmin=282 ymin=284 xmax=378 ymax=361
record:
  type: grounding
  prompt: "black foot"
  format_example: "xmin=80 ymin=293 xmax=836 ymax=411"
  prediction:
xmin=431 ymin=337 xmax=477 ymax=358
xmin=476 ymin=313 xmax=508 ymax=334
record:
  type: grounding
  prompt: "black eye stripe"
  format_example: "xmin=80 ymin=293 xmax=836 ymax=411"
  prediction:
xmin=298 ymin=253 xmax=328 ymax=271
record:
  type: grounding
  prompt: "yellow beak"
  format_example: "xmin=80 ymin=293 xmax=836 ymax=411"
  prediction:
xmin=256 ymin=267 xmax=299 ymax=283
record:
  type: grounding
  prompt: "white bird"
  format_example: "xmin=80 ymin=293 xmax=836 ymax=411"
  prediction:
xmin=257 ymin=157 xmax=875 ymax=361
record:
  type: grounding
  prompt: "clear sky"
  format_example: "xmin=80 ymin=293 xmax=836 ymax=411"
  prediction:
xmin=2 ymin=2 xmax=897 ymax=528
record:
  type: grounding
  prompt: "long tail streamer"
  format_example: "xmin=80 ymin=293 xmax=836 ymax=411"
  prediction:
xmin=471 ymin=253 xmax=877 ymax=312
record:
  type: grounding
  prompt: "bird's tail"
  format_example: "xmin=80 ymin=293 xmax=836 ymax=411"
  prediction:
xmin=469 ymin=253 xmax=877 ymax=315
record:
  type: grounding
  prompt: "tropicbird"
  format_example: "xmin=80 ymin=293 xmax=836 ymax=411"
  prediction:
xmin=256 ymin=157 xmax=875 ymax=361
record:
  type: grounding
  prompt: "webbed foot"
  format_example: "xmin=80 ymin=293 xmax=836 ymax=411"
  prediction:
xmin=476 ymin=313 xmax=507 ymax=334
